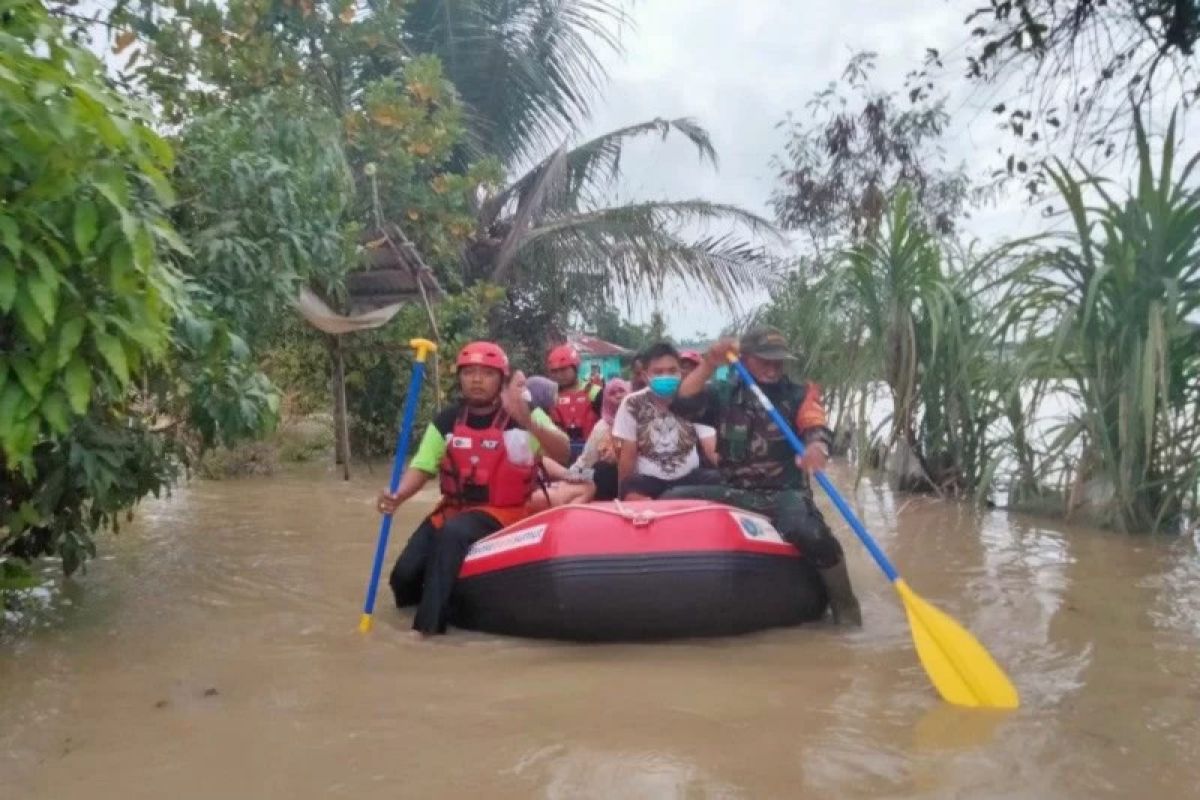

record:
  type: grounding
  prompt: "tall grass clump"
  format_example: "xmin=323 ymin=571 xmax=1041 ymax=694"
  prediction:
xmin=1025 ymin=110 xmax=1200 ymax=531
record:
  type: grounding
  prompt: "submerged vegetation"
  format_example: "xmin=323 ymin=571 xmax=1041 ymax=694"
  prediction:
xmin=763 ymin=89 xmax=1200 ymax=531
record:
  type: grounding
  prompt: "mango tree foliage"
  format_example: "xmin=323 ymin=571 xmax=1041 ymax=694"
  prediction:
xmin=1 ymin=2 xmax=282 ymax=584
xmin=174 ymin=92 xmax=353 ymax=341
xmin=0 ymin=0 xmax=182 ymax=468
xmin=107 ymin=0 xmax=492 ymax=279
xmin=346 ymin=56 xmax=498 ymax=274
xmin=0 ymin=0 xmax=185 ymax=580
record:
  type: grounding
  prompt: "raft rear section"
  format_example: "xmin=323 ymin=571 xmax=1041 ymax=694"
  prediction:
xmin=451 ymin=501 xmax=828 ymax=641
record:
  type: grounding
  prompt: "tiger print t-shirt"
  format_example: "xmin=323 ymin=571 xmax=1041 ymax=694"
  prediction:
xmin=611 ymin=389 xmax=715 ymax=481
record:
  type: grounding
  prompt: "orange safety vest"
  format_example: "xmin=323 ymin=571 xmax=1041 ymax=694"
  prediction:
xmin=550 ymin=384 xmax=600 ymax=443
xmin=438 ymin=409 xmax=536 ymax=515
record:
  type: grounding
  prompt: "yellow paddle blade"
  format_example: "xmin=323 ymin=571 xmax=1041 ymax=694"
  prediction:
xmin=358 ymin=613 xmax=373 ymax=633
xmin=894 ymin=579 xmax=1020 ymax=709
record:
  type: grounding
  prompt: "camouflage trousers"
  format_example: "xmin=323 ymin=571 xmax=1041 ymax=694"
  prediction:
xmin=659 ymin=484 xmax=845 ymax=569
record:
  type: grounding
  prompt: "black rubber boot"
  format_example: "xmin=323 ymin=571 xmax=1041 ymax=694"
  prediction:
xmin=819 ymin=561 xmax=862 ymax=626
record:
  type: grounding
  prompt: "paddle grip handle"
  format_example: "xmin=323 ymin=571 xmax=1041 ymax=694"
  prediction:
xmin=727 ymin=357 xmax=900 ymax=583
xmin=409 ymin=338 xmax=437 ymax=363
xmin=361 ymin=347 xmax=430 ymax=623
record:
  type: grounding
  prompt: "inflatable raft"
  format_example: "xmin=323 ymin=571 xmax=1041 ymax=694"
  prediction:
xmin=451 ymin=500 xmax=828 ymax=640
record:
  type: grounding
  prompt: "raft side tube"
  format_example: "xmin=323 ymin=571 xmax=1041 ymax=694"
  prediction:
xmin=451 ymin=501 xmax=828 ymax=641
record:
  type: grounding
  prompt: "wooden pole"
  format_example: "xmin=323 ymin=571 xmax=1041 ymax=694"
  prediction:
xmin=331 ymin=335 xmax=351 ymax=481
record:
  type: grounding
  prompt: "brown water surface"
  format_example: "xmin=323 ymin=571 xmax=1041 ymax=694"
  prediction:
xmin=2 ymin=465 xmax=1198 ymax=799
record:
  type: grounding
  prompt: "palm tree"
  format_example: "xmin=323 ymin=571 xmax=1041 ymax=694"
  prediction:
xmin=405 ymin=3 xmax=779 ymax=306
xmin=462 ymin=118 xmax=779 ymax=303
xmin=404 ymin=0 xmax=627 ymax=164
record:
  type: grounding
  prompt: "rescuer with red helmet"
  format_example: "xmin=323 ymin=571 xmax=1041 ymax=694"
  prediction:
xmin=546 ymin=343 xmax=603 ymax=460
xmin=376 ymin=341 xmax=569 ymax=635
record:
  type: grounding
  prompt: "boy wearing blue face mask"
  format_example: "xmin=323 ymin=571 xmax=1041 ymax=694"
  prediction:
xmin=612 ymin=342 xmax=719 ymax=499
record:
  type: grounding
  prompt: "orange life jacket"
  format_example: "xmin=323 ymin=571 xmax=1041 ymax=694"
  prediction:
xmin=550 ymin=384 xmax=600 ymax=443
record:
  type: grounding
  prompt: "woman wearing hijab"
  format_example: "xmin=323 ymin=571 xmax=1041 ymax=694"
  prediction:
xmin=528 ymin=378 xmax=629 ymax=508
xmin=575 ymin=378 xmax=629 ymax=501
xmin=523 ymin=375 xmax=559 ymax=416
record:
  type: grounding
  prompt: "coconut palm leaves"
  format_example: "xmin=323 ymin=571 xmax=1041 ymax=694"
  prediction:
xmin=405 ymin=0 xmax=627 ymax=164
xmin=466 ymin=118 xmax=779 ymax=303
xmin=405 ymin=6 xmax=777 ymax=304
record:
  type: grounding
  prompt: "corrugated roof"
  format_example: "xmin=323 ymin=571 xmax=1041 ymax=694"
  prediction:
xmin=568 ymin=333 xmax=633 ymax=357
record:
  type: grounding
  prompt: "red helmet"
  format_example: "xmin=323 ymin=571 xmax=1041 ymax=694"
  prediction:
xmin=679 ymin=349 xmax=702 ymax=365
xmin=547 ymin=344 xmax=581 ymax=371
xmin=456 ymin=341 xmax=510 ymax=376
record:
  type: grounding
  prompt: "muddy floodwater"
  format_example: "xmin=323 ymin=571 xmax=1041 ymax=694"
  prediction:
xmin=2 ymin=465 xmax=1199 ymax=799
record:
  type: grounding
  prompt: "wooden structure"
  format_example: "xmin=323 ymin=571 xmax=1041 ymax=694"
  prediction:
xmin=346 ymin=233 xmax=442 ymax=313
xmin=297 ymin=226 xmax=443 ymax=480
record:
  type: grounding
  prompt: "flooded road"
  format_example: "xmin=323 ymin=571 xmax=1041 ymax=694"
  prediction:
xmin=2 ymin=465 xmax=1198 ymax=799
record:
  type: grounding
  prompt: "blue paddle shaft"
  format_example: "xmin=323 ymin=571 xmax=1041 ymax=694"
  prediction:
xmin=361 ymin=361 xmax=428 ymax=617
xmin=728 ymin=359 xmax=900 ymax=583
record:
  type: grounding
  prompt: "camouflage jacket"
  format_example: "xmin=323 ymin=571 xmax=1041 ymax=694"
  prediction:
xmin=674 ymin=377 xmax=832 ymax=492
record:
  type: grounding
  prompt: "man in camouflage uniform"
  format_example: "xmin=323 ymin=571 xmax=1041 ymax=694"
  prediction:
xmin=662 ymin=326 xmax=862 ymax=625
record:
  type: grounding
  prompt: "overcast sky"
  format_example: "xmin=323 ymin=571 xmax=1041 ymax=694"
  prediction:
xmin=575 ymin=0 xmax=1062 ymax=340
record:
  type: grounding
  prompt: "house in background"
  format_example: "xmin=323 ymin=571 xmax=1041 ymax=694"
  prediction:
xmin=567 ymin=333 xmax=633 ymax=380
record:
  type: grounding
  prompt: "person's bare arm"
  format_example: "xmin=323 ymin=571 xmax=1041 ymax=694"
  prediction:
xmin=616 ymin=436 xmax=638 ymax=486
xmin=541 ymin=456 xmax=571 ymax=481
xmin=679 ymin=337 xmax=737 ymax=399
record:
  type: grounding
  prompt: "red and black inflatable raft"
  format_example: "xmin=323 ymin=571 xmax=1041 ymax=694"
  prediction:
xmin=451 ymin=500 xmax=828 ymax=640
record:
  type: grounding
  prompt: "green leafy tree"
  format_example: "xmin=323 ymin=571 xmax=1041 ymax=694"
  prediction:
xmin=1 ymin=1 xmax=279 ymax=589
xmin=1 ymin=0 xmax=182 ymax=468
xmin=0 ymin=1 xmax=168 ymax=582
xmin=103 ymin=1 xmax=775 ymax=345
xmin=105 ymin=0 xmax=488 ymax=277
xmin=173 ymin=92 xmax=353 ymax=343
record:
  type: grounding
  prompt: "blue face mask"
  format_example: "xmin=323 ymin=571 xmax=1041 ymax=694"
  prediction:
xmin=648 ymin=375 xmax=682 ymax=398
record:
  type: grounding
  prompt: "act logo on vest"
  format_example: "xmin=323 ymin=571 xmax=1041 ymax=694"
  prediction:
xmin=439 ymin=411 xmax=535 ymax=507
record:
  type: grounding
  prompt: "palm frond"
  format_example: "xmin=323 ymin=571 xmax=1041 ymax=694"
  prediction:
xmin=490 ymin=145 xmax=570 ymax=279
xmin=506 ymin=200 xmax=783 ymax=304
xmin=482 ymin=118 xmax=718 ymax=228
xmin=405 ymin=0 xmax=628 ymax=164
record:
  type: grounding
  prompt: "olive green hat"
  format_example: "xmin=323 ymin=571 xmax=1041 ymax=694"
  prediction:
xmin=739 ymin=326 xmax=795 ymax=361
